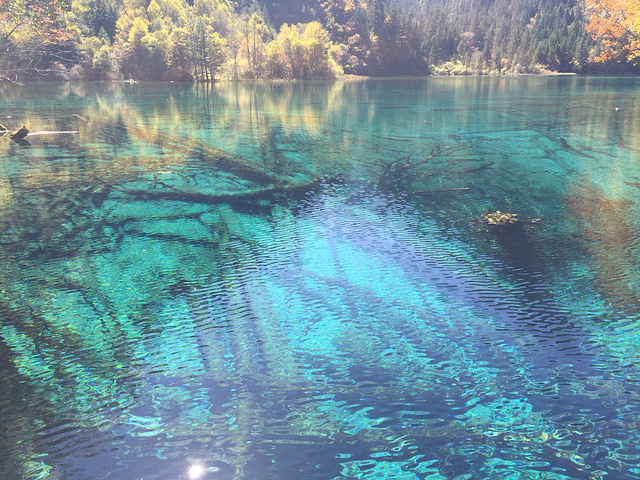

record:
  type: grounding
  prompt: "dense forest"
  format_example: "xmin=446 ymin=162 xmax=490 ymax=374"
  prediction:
xmin=0 ymin=0 xmax=638 ymax=82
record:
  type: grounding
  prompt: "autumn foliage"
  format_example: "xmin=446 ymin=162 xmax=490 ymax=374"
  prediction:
xmin=0 ymin=0 xmax=75 ymax=44
xmin=585 ymin=0 xmax=640 ymax=64
xmin=0 ymin=0 xmax=77 ymax=81
xmin=2 ymin=0 xmax=634 ymax=82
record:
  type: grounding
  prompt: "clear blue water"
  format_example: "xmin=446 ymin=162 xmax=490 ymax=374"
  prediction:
xmin=1 ymin=77 xmax=640 ymax=479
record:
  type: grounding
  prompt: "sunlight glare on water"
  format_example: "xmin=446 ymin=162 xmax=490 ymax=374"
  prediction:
xmin=1 ymin=77 xmax=640 ymax=479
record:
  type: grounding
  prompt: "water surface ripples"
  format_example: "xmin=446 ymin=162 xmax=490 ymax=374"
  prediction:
xmin=2 ymin=77 xmax=640 ymax=479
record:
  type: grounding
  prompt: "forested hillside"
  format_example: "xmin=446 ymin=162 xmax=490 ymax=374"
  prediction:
xmin=0 ymin=0 xmax=638 ymax=82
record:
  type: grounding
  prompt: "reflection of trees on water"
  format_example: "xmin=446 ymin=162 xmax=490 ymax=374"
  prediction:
xmin=566 ymin=179 xmax=640 ymax=316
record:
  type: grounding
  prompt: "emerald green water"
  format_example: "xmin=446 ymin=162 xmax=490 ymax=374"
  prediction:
xmin=1 ymin=77 xmax=640 ymax=479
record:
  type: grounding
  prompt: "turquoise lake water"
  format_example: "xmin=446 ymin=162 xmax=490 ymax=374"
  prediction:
xmin=1 ymin=77 xmax=640 ymax=479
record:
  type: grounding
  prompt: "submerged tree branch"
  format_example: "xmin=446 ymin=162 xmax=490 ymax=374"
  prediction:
xmin=388 ymin=142 xmax=479 ymax=175
xmin=118 ymin=176 xmax=331 ymax=205
xmin=119 ymin=123 xmax=288 ymax=187
xmin=373 ymin=141 xmax=487 ymax=191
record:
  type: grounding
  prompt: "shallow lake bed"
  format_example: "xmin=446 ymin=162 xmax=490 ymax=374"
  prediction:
xmin=1 ymin=77 xmax=640 ymax=479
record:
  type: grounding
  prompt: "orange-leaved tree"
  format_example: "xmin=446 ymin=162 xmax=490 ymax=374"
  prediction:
xmin=0 ymin=0 xmax=76 ymax=81
xmin=0 ymin=0 xmax=75 ymax=45
xmin=585 ymin=0 xmax=640 ymax=64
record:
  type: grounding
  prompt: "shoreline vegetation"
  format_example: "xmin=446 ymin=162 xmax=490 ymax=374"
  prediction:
xmin=0 ymin=0 xmax=639 ymax=84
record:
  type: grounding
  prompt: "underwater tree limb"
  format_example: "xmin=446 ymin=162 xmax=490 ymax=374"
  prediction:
xmin=449 ymin=161 xmax=495 ymax=175
xmin=410 ymin=187 xmax=470 ymax=194
xmin=534 ymin=130 xmax=596 ymax=159
xmin=374 ymin=141 xmax=487 ymax=191
xmin=73 ymin=115 xmax=288 ymax=186
xmin=122 ymin=124 xmax=287 ymax=186
xmin=117 ymin=176 xmax=331 ymax=205
xmin=387 ymin=142 xmax=479 ymax=175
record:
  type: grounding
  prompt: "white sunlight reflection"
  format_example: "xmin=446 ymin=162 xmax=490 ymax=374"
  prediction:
xmin=187 ymin=463 xmax=206 ymax=479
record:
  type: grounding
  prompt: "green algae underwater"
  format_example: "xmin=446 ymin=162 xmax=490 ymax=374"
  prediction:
xmin=1 ymin=77 xmax=640 ymax=479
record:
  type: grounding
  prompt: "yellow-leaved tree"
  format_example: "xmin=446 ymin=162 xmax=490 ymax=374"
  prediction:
xmin=266 ymin=22 xmax=342 ymax=79
xmin=585 ymin=0 xmax=640 ymax=64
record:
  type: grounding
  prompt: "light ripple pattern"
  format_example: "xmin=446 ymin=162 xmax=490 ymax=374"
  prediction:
xmin=1 ymin=78 xmax=640 ymax=480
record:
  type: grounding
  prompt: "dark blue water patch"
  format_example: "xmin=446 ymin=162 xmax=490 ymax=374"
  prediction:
xmin=240 ymin=188 xmax=640 ymax=475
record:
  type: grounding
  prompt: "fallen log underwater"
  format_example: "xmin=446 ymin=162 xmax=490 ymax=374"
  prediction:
xmin=534 ymin=129 xmax=596 ymax=159
xmin=118 ymin=176 xmax=330 ymax=205
xmin=66 ymin=114 xmax=496 ymax=207
xmin=121 ymin=124 xmax=286 ymax=187
xmin=1 ymin=127 xmax=78 ymax=138
xmin=23 ymin=130 xmax=79 ymax=136
xmin=73 ymin=114 xmax=286 ymax=187
xmin=10 ymin=126 xmax=29 ymax=139
xmin=364 ymin=141 xmax=491 ymax=193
